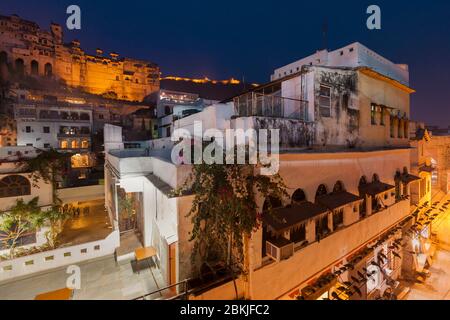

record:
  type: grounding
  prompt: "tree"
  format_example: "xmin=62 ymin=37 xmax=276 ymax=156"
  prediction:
xmin=175 ymin=147 xmax=288 ymax=283
xmin=0 ymin=197 xmax=44 ymax=259
xmin=40 ymin=205 xmax=71 ymax=249
xmin=19 ymin=148 xmax=69 ymax=203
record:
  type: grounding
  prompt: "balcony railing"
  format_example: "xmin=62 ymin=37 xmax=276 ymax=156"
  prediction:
xmin=234 ymin=92 xmax=308 ymax=120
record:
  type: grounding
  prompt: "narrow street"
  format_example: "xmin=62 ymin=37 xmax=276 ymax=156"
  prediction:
xmin=405 ymin=195 xmax=450 ymax=300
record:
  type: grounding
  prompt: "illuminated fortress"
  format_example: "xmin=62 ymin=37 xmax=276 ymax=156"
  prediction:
xmin=0 ymin=14 xmax=160 ymax=102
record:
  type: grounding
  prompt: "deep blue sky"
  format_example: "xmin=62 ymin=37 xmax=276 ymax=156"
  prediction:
xmin=1 ymin=0 xmax=449 ymax=127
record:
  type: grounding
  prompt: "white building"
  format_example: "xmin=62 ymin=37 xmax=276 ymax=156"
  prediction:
xmin=157 ymin=89 xmax=217 ymax=138
xmin=0 ymin=146 xmax=53 ymax=256
xmin=14 ymin=94 xmax=93 ymax=151
xmin=271 ymin=42 xmax=409 ymax=86
xmin=103 ymin=43 xmax=431 ymax=300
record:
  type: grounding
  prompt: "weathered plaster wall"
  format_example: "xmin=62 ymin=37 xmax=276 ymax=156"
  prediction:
xmin=313 ymin=67 xmax=359 ymax=147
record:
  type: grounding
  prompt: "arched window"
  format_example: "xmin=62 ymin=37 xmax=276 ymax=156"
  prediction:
xmin=333 ymin=181 xmax=345 ymax=193
xmin=31 ymin=60 xmax=39 ymax=75
xmin=291 ymin=189 xmax=306 ymax=204
xmin=0 ymin=175 xmax=31 ymax=198
xmin=15 ymin=58 xmax=24 ymax=76
xmin=44 ymin=63 xmax=52 ymax=77
xmin=315 ymin=184 xmax=328 ymax=201
xmin=0 ymin=51 xmax=7 ymax=65
xmin=359 ymin=176 xmax=367 ymax=187
xmin=372 ymin=174 xmax=380 ymax=183
xmin=71 ymin=140 xmax=79 ymax=149
xmin=263 ymin=196 xmax=282 ymax=212
xmin=60 ymin=140 xmax=68 ymax=149
xmin=81 ymin=140 xmax=89 ymax=149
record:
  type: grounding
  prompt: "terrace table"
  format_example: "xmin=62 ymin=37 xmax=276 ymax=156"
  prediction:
xmin=34 ymin=288 xmax=73 ymax=300
xmin=134 ymin=246 xmax=157 ymax=274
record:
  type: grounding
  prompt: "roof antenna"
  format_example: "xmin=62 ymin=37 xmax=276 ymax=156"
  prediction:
xmin=322 ymin=18 xmax=328 ymax=50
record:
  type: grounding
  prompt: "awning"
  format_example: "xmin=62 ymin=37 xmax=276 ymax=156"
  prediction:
xmin=263 ymin=202 xmax=328 ymax=234
xmin=316 ymin=191 xmax=362 ymax=210
xmin=359 ymin=181 xmax=395 ymax=197
xmin=402 ymin=174 xmax=421 ymax=184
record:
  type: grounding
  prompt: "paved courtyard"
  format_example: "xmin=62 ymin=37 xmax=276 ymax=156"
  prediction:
xmin=0 ymin=255 xmax=165 ymax=300
xmin=58 ymin=200 xmax=112 ymax=246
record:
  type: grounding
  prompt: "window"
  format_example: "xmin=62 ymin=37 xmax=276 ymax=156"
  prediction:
xmin=371 ymin=104 xmax=377 ymax=125
xmin=315 ymin=184 xmax=328 ymax=202
xmin=404 ymin=120 xmax=409 ymax=139
xmin=98 ymin=114 xmax=104 ymax=120
xmin=43 ymin=126 xmax=50 ymax=133
xmin=395 ymin=171 xmax=402 ymax=201
xmin=333 ymin=181 xmax=345 ymax=193
xmin=333 ymin=209 xmax=344 ymax=229
xmin=390 ymin=116 xmax=396 ymax=138
xmin=316 ymin=214 xmax=330 ymax=239
xmin=26 ymin=143 xmax=33 ymax=147
xmin=25 ymin=126 xmax=31 ymax=133
xmin=60 ymin=140 xmax=68 ymax=149
xmin=380 ymin=107 xmax=385 ymax=126
xmin=398 ymin=120 xmax=403 ymax=138
xmin=319 ymin=85 xmax=331 ymax=117
xmin=81 ymin=140 xmax=89 ymax=149
xmin=0 ymin=175 xmax=31 ymax=198
xmin=44 ymin=143 xmax=50 ymax=148
xmin=291 ymin=225 xmax=306 ymax=243
xmin=292 ymin=189 xmax=307 ymax=205
xmin=164 ymin=106 xmax=171 ymax=115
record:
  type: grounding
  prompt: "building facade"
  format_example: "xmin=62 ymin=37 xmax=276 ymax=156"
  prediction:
xmin=103 ymin=43 xmax=433 ymax=300
xmin=0 ymin=14 xmax=159 ymax=102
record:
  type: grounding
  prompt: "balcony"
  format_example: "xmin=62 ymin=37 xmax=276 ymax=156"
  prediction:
xmin=233 ymin=92 xmax=308 ymax=120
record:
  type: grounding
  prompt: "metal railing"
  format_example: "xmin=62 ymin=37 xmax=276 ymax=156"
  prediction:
xmin=133 ymin=279 xmax=190 ymax=300
xmin=234 ymin=92 xmax=308 ymax=120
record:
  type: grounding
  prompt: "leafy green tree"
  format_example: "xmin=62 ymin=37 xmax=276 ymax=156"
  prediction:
xmin=0 ymin=197 xmax=44 ymax=259
xmin=40 ymin=205 xmax=71 ymax=249
xmin=175 ymin=149 xmax=288 ymax=276
xmin=19 ymin=148 xmax=69 ymax=203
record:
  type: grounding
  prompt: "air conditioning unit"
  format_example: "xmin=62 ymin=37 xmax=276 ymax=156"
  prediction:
xmin=266 ymin=239 xmax=294 ymax=262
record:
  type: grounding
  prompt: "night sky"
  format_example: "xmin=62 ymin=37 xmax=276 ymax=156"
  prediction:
xmin=1 ymin=0 xmax=449 ymax=127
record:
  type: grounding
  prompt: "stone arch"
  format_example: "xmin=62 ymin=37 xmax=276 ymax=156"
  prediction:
xmin=291 ymin=189 xmax=307 ymax=204
xmin=15 ymin=58 xmax=24 ymax=76
xmin=359 ymin=176 xmax=368 ymax=187
xmin=44 ymin=62 xmax=52 ymax=77
xmin=31 ymin=60 xmax=39 ymax=75
xmin=315 ymin=184 xmax=328 ymax=201
xmin=0 ymin=51 xmax=7 ymax=65
xmin=333 ymin=180 xmax=345 ymax=193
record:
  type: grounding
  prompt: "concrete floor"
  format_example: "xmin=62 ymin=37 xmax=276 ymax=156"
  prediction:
xmin=0 ymin=255 xmax=165 ymax=300
xmin=406 ymin=196 xmax=450 ymax=300
xmin=58 ymin=201 xmax=112 ymax=246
